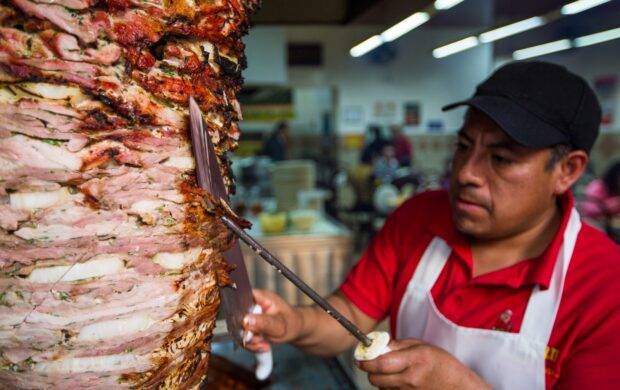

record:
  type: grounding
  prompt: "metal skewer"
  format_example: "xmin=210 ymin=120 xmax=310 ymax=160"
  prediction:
xmin=221 ymin=216 xmax=372 ymax=347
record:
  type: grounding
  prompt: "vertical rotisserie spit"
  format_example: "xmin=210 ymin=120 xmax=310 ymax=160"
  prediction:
xmin=0 ymin=0 xmax=260 ymax=387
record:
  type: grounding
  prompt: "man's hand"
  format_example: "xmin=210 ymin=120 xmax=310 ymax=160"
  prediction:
xmin=242 ymin=288 xmax=302 ymax=353
xmin=243 ymin=288 xmax=379 ymax=356
xmin=356 ymin=338 xmax=491 ymax=390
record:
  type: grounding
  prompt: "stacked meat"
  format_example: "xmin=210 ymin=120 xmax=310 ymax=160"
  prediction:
xmin=0 ymin=0 xmax=259 ymax=388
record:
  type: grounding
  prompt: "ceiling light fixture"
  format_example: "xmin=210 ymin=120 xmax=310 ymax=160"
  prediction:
xmin=479 ymin=16 xmax=546 ymax=43
xmin=574 ymin=26 xmax=620 ymax=47
xmin=349 ymin=11 xmax=432 ymax=57
xmin=381 ymin=12 xmax=431 ymax=42
xmin=432 ymin=0 xmax=616 ymax=60
xmin=432 ymin=16 xmax=547 ymax=58
xmin=513 ymin=39 xmax=572 ymax=60
xmin=433 ymin=36 xmax=479 ymax=58
xmin=434 ymin=0 xmax=465 ymax=10
xmin=349 ymin=35 xmax=384 ymax=57
xmin=349 ymin=1 xmax=465 ymax=58
xmin=561 ymin=0 xmax=611 ymax=15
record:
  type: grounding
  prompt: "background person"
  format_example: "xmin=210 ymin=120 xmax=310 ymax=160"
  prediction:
xmin=243 ymin=61 xmax=620 ymax=389
xmin=579 ymin=159 xmax=620 ymax=242
xmin=361 ymin=125 xmax=389 ymax=164
xmin=372 ymin=144 xmax=399 ymax=184
xmin=259 ymin=121 xmax=289 ymax=161
xmin=390 ymin=124 xmax=413 ymax=167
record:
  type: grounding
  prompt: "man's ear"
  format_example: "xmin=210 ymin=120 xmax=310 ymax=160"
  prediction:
xmin=553 ymin=150 xmax=588 ymax=195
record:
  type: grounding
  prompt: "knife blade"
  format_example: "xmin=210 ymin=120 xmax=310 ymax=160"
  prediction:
xmin=188 ymin=97 xmax=254 ymax=348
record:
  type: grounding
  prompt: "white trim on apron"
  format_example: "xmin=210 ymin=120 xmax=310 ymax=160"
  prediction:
xmin=396 ymin=208 xmax=582 ymax=390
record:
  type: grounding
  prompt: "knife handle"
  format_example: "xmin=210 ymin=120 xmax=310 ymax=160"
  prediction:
xmin=246 ymin=304 xmax=273 ymax=380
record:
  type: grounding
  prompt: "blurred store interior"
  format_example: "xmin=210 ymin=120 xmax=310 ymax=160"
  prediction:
xmin=218 ymin=0 xmax=620 ymax=386
xmin=232 ymin=1 xmax=619 ymax=239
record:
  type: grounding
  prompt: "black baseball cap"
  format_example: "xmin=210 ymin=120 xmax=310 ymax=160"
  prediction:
xmin=443 ymin=61 xmax=602 ymax=153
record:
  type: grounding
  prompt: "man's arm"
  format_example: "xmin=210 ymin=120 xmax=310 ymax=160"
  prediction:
xmin=243 ymin=288 xmax=379 ymax=356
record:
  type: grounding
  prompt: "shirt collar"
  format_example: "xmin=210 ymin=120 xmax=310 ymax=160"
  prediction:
xmin=427 ymin=191 xmax=574 ymax=290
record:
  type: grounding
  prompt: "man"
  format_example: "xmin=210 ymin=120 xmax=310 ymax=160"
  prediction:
xmin=260 ymin=121 xmax=289 ymax=161
xmin=390 ymin=124 xmax=413 ymax=167
xmin=243 ymin=61 xmax=620 ymax=389
xmin=361 ymin=125 xmax=390 ymax=164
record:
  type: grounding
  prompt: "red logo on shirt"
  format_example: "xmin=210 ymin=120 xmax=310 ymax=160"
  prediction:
xmin=492 ymin=309 xmax=513 ymax=332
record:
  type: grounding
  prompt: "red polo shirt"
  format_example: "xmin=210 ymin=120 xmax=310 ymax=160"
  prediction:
xmin=341 ymin=190 xmax=620 ymax=389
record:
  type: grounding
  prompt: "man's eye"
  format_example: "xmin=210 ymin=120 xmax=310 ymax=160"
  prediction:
xmin=492 ymin=155 xmax=511 ymax=164
xmin=455 ymin=141 xmax=468 ymax=151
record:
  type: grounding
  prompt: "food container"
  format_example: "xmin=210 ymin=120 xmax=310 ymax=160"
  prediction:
xmin=258 ymin=212 xmax=287 ymax=233
xmin=297 ymin=189 xmax=328 ymax=214
xmin=289 ymin=209 xmax=318 ymax=231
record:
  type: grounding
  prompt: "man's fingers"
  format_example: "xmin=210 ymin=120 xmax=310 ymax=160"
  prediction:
xmin=243 ymin=331 xmax=267 ymax=343
xmin=252 ymin=288 xmax=282 ymax=315
xmin=243 ymin=338 xmax=271 ymax=354
xmin=357 ymin=350 xmax=409 ymax=375
xmin=388 ymin=337 xmax=424 ymax=351
xmin=245 ymin=288 xmax=281 ymax=336
xmin=367 ymin=372 xmax=404 ymax=389
xmin=361 ymin=347 xmax=420 ymax=389
xmin=244 ymin=312 xmax=286 ymax=339
xmin=357 ymin=339 xmax=428 ymax=375
xmin=251 ymin=288 xmax=271 ymax=303
xmin=244 ymin=332 xmax=273 ymax=353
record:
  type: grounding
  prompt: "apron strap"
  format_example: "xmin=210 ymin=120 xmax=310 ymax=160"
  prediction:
xmin=397 ymin=236 xmax=451 ymax=339
xmin=409 ymin=237 xmax=452 ymax=291
xmin=520 ymin=208 xmax=582 ymax=344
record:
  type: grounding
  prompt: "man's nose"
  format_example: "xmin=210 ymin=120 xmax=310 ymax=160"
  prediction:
xmin=455 ymin=152 xmax=485 ymax=187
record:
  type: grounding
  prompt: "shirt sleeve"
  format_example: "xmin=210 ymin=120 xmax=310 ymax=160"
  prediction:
xmin=552 ymin=302 xmax=620 ymax=389
xmin=551 ymin=231 xmax=620 ymax=389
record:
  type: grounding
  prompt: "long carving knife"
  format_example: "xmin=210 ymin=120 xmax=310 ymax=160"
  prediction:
xmin=188 ymin=100 xmax=371 ymax=348
xmin=188 ymin=97 xmax=254 ymax=348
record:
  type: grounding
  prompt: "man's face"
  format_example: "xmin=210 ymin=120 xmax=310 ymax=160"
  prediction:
xmin=449 ymin=109 xmax=560 ymax=241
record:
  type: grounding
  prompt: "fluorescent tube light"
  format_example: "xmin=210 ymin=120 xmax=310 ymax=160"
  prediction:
xmin=350 ymin=35 xmax=384 ymax=57
xmin=380 ymin=12 xmax=430 ymax=42
xmin=513 ymin=39 xmax=572 ymax=60
xmin=434 ymin=0 xmax=465 ymax=10
xmin=574 ymin=27 xmax=620 ymax=47
xmin=433 ymin=36 xmax=479 ymax=58
xmin=561 ymin=0 xmax=611 ymax=15
xmin=479 ymin=16 xmax=546 ymax=43
xmin=350 ymin=11 xmax=431 ymax=58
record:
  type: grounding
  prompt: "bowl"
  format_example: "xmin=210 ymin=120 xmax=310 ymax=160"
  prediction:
xmin=258 ymin=212 xmax=287 ymax=233
xmin=290 ymin=209 xmax=318 ymax=231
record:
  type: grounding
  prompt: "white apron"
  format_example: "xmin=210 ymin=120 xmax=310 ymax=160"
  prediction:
xmin=396 ymin=209 xmax=581 ymax=390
